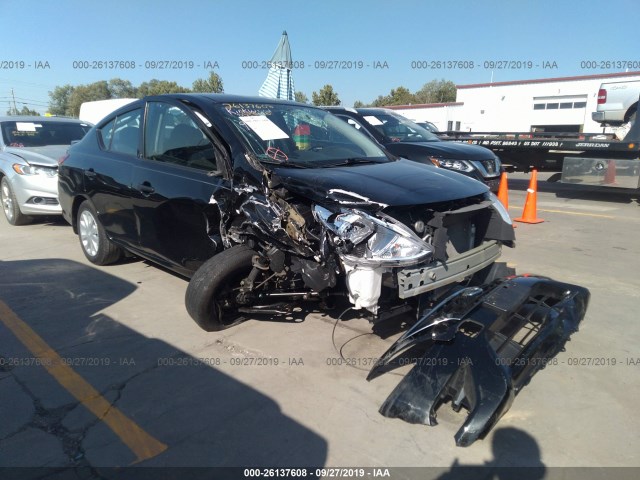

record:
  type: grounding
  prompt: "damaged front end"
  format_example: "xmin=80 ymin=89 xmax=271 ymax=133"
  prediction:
xmin=313 ymin=205 xmax=433 ymax=314
xmin=367 ymin=275 xmax=590 ymax=446
xmin=312 ymin=190 xmax=514 ymax=318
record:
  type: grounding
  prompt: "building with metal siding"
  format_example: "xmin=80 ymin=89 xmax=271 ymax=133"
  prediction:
xmin=388 ymin=71 xmax=640 ymax=134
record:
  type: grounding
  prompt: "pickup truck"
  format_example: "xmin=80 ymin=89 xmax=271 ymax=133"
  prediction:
xmin=592 ymin=79 xmax=639 ymax=127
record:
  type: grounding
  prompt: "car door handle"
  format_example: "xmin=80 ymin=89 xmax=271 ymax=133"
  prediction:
xmin=137 ymin=182 xmax=155 ymax=195
xmin=85 ymin=168 xmax=97 ymax=178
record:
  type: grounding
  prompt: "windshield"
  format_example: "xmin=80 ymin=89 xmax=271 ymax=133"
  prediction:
xmin=360 ymin=112 xmax=440 ymax=143
xmin=216 ymin=103 xmax=390 ymax=167
xmin=1 ymin=120 xmax=91 ymax=148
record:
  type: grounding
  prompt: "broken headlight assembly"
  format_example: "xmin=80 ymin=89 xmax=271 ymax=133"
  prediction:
xmin=313 ymin=205 xmax=433 ymax=267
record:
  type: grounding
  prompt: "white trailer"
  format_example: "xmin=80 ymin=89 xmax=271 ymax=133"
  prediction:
xmin=78 ymin=99 xmax=137 ymax=125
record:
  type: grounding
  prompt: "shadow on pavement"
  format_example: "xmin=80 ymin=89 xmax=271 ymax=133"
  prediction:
xmin=508 ymin=177 xmax=639 ymax=204
xmin=0 ymin=259 xmax=327 ymax=474
xmin=435 ymin=427 xmax=545 ymax=480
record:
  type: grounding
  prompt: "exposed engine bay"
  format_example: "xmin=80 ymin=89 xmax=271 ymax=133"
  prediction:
xmin=207 ymin=167 xmax=515 ymax=323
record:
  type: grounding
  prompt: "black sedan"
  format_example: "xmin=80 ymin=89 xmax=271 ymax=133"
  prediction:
xmin=55 ymin=95 xmax=593 ymax=448
xmin=323 ymin=107 xmax=503 ymax=191
xmin=58 ymin=94 xmax=514 ymax=332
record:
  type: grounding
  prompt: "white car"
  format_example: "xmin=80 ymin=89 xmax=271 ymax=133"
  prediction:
xmin=0 ymin=116 xmax=91 ymax=225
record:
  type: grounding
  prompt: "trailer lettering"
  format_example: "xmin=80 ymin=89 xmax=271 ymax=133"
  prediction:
xmin=575 ymin=142 xmax=610 ymax=148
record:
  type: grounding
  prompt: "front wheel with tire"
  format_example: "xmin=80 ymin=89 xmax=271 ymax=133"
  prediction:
xmin=77 ymin=201 xmax=122 ymax=265
xmin=1 ymin=177 xmax=32 ymax=226
xmin=185 ymin=245 xmax=256 ymax=332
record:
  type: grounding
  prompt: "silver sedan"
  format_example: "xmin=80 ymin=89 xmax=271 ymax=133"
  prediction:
xmin=0 ymin=116 xmax=91 ymax=225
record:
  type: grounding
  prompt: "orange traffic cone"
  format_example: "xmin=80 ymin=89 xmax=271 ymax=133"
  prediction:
xmin=497 ymin=171 xmax=509 ymax=209
xmin=514 ymin=169 xmax=544 ymax=224
xmin=603 ymin=160 xmax=617 ymax=185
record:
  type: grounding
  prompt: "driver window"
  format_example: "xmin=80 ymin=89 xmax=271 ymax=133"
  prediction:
xmin=144 ymin=102 xmax=220 ymax=172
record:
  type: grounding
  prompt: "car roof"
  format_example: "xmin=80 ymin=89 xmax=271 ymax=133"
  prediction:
xmin=0 ymin=116 xmax=88 ymax=123
xmin=145 ymin=93 xmax=307 ymax=108
xmin=319 ymin=106 xmax=396 ymax=116
xmin=355 ymin=108 xmax=396 ymax=115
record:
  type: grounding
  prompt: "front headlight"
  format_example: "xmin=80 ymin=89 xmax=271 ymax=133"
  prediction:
xmin=12 ymin=163 xmax=57 ymax=177
xmin=489 ymin=192 xmax=512 ymax=225
xmin=314 ymin=205 xmax=433 ymax=267
xmin=429 ymin=157 xmax=475 ymax=173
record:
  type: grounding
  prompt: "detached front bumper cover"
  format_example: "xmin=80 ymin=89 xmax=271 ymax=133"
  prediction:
xmin=368 ymin=275 xmax=590 ymax=447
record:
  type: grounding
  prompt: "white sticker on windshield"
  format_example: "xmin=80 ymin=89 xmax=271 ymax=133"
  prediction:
xmin=363 ymin=116 xmax=384 ymax=126
xmin=239 ymin=115 xmax=289 ymax=141
xmin=16 ymin=122 xmax=37 ymax=132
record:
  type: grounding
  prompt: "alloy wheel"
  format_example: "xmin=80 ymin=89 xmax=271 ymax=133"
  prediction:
xmin=1 ymin=182 xmax=14 ymax=222
xmin=79 ymin=209 xmax=99 ymax=257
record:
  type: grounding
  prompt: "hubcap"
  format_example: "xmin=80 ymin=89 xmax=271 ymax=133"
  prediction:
xmin=79 ymin=210 xmax=99 ymax=257
xmin=1 ymin=182 xmax=14 ymax=222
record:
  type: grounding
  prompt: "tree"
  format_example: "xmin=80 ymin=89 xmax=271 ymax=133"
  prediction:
xmin=370 ymin=95 xmax=391 ymax=107
xmin=368 ymin=86 xmax=418 ymax=107
xmin=137 ymin=79 xmax=191 ymax=97
xmin=67 ymin=81 xmax=111 ymax=117
xmin=414 ymin=79 xmax=457 ymax=104
xmin=311 ymin=85 xmax=340 ymax=106
xmin=353 ymin=100 xmax=364 ymax=108
xmin=192 ymin=72 xmax=224 ymax=93
xmin=48 ymin=84 xmax=75 ymax=116
xmin=108 ymin=78 xmax=137 ymax=98
xmin=294 ymin=91 xmax=308 ymax=103
xmin=388 ymin=86 xmax=415 ymax=105
xmin=6 ymin=105 xmax=40 ymax=116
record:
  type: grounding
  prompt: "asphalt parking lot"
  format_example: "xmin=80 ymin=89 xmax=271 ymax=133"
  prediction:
xmin=1 ymin=172 xmax=639 ymax=478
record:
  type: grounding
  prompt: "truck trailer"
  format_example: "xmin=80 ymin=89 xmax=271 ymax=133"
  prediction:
xmin=439 ymin=85 xmax=640 ymax=190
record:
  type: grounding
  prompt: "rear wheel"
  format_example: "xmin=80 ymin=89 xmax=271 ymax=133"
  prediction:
xmin=1 ymin=177 xmax=32 ymax=226
xmin=185 ymin=245 xmax=256 ymax=331
xmin=77 ymin=201 xmax=122 ymax=265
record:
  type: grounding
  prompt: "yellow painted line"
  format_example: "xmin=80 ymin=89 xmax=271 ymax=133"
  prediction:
xmin=0 ymin=300 xmax=167 ymax=464
xmin=509 ymin=205 xmax=616 ymax=219
xmin=538 ymin=208 xmax=615 ymax=219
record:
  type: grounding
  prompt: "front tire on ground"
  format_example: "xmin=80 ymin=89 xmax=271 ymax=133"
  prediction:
xmin=185 ymin=244 xmax=256 ymax=332
xmin=77 ymin=201 xmax=122 ymax=265
xmin=1 ymin=177 xmax=32 ymax=226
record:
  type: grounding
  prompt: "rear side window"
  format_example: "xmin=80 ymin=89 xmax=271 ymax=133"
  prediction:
xmin=98 ymin=118 xmax=115 ymax=149
xmin=99 ymin=108 xmax=142 ymax=156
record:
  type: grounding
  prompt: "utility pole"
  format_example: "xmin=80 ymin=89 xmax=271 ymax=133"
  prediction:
xmin=11 ymin=88 xmax=18 ymax=115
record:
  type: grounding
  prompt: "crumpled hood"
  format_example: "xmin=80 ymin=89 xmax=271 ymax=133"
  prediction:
xmin=387 ymin=140 xmax=496 ymax=161
xmin=272 ymin=159 xmax=488 ymax=208
xmin=3 ymin=145 xmax=68 ymax=167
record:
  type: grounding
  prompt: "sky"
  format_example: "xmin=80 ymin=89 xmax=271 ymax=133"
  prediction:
xmin=1 ymin=0 xmax=639 ymax=114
